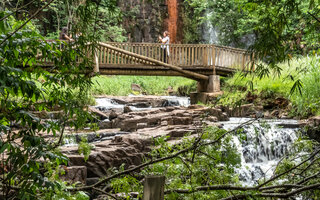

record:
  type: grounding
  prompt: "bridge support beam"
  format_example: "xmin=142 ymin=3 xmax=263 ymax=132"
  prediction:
xmin=190 ymin=75 xmax=223 ymax=104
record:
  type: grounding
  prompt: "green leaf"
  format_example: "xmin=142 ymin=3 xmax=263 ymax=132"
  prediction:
xmin=0 ymin=143 xmax=9 ymax=153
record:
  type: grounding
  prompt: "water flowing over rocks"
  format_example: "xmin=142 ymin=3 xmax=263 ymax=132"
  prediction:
xmin=53 ymin=96 xmax=304 ymax=186
xmin=222 ymin=118 xmax=299 ymax=185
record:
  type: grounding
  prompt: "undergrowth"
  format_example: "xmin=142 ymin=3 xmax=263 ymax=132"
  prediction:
xmin=218 ymin=56 xmax=320 ymax=118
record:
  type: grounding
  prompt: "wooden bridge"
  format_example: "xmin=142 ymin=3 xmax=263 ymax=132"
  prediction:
xmin=39 ymin=42 xmax=253 ymax=101
xmin=40 ymin=42 xmax=252 ymax=80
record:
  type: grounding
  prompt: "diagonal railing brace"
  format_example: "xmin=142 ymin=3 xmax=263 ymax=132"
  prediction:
xmin=98 ymin=42 xmax=209 ymax=81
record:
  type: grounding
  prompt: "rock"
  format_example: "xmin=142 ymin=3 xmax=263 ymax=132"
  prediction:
xmin=277 ymin=123 xmax=301 ymax=129
xmin=99 ymin=120 xmax=113 ymax=129
xmin=161 ymin=120 xmax=168 ymax=126
xmin=255 ymin=111 xmax=264 ymax=118
xmin=304 ymin=126 xmax=320 ymax=143
xmin=206 ymin=107 xmax=223 ymax=116
xmin=275 ymin=97 xmax=289 ymax=108
xmin=86 ymin=177 xmax=100 ymax=185
xmin=167 ymin=86 xmax=174 ymax=95
xmin=61 ymin=166 xmax=87 ymax=184
xmin=123 ymin=106 xmax=132 ymax=113
xmin=88 ymin=107 xmax=108 ymax=120
xmin=128 ymin=102 xmax=151 ymax=108
xmin=279 ymin=111 xmax=289 ymax=119
xmin=188 ymin=104 xmax=204 ymax=109
xmin=109 ymin=110 xmax=118 ymax=121
xmin=207 ymin=116 xmax=218 ymax=122
xmin=264 ymin=111 xmax=271 ymax=119
xmin=131 ymin=83 xmax=141 ymax=92
xmin=271 ymin=110 xmax=279 ymax=117
xmin=111 ymin=98 xmax=128 ymax=104
xmin=172 ymin=116 xmax=192 ymax=125
xmin=137 ymin=123 xmax=148 ymax=129
xmin=308 ymin=116 xmax=320 ymax=126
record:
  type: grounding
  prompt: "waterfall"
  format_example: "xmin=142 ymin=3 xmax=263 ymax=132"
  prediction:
xmin=221 ymin=118 xmax=299 ymax=185
xmin=202 ymin=11 xmax=219 ymax=44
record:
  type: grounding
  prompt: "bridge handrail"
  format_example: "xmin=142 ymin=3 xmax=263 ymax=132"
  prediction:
xmin=97 ymin=42 xmax=252 ymax=71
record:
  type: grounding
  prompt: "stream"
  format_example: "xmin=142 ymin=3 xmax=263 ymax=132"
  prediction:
xmin=65 ymin=96 xmax=301 ymax=186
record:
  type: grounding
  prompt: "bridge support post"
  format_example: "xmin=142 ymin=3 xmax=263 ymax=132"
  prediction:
xmin=197 ymin=75 xmax=220 ymax=93
xmin=190 ymin=75 xmax=223 ymax=104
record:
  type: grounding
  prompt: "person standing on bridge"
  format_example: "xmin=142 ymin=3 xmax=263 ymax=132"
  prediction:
xmin=59 ymin=27 xmax=73 ymax=41
xmin=159 ymin=31 xmax=170 ymax=63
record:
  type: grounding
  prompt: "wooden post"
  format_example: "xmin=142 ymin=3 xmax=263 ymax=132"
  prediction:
xmin=252 ymin=52 xmax=255 ymax=71
xmin=212 ymin=45 xmax=216 ymax=75
xmin=242 ymin=52 xmax=245 ymax=70
xmin=143 ymin=176 xmax=165 ymax=200
xmin=93 ymin=48 xmax=99 ymax=73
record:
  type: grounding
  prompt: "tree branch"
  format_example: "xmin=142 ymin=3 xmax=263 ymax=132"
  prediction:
xmin=296 ymin=171 xmax=320 ymax=185
xmin=258 ymin=147 xmax=320 ymax=188
xmin=165 ymin=185 xmax=257 ymax=194
xmin=92 ymin=187 xmax=119 ymax=200
xmin=165 ymin=183 xmax=320 ymax=199
xmin=220 ymin=194 xmax=248 ymax=200
xmin=259 ymin=184 xmax=303 ymax=191
xmin=259 ymin=183 xmax=320 ymax=198
xmin=308 ymin=11 xmax=320 ymax=24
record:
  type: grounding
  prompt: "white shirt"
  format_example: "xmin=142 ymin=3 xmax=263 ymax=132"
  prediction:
xmin=161 ymin=36 xmax=170 ymax=56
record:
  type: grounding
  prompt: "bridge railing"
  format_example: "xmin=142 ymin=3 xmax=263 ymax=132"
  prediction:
xmin=97 ymin=42 xmax=252 ymax=71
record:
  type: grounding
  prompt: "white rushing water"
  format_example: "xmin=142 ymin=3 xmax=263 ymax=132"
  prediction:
xmin=221 ymin=118 xmax=299 ymax=185
xmin=95 ymin=96 xmax=190 ymax=111
xmin=159 ymin=96 xmax=190 ymax=107
xmin=95 ymin=98 xmax=125 ymax=110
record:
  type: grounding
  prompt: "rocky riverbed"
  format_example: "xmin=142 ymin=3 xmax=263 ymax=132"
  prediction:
xmin=60 ymin=96 xmax=228 ymax=184
xmin=34 ymin=95 xmax=319 ymax=187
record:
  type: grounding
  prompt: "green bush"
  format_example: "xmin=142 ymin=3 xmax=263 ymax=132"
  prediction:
xmin=290 ymin=57 xmax=320 ymax=117
xmin=221 ymin=56 xmax=320 ymax=117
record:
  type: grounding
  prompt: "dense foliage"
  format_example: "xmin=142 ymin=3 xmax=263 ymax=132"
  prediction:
xmin=200 ymin=0 xmax=320 ymax=53
xmin=0 ymin=0 xmax=114 ymax=198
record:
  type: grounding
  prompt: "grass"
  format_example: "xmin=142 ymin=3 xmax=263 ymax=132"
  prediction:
xmin=218 ymin=56 xmax=320 ymax=117
xmin=89 ymin=75 xmax=197 ymax=96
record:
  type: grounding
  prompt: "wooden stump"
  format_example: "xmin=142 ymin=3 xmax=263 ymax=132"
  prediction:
xmin=143 ymin=175 xmax=165 ymax=200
